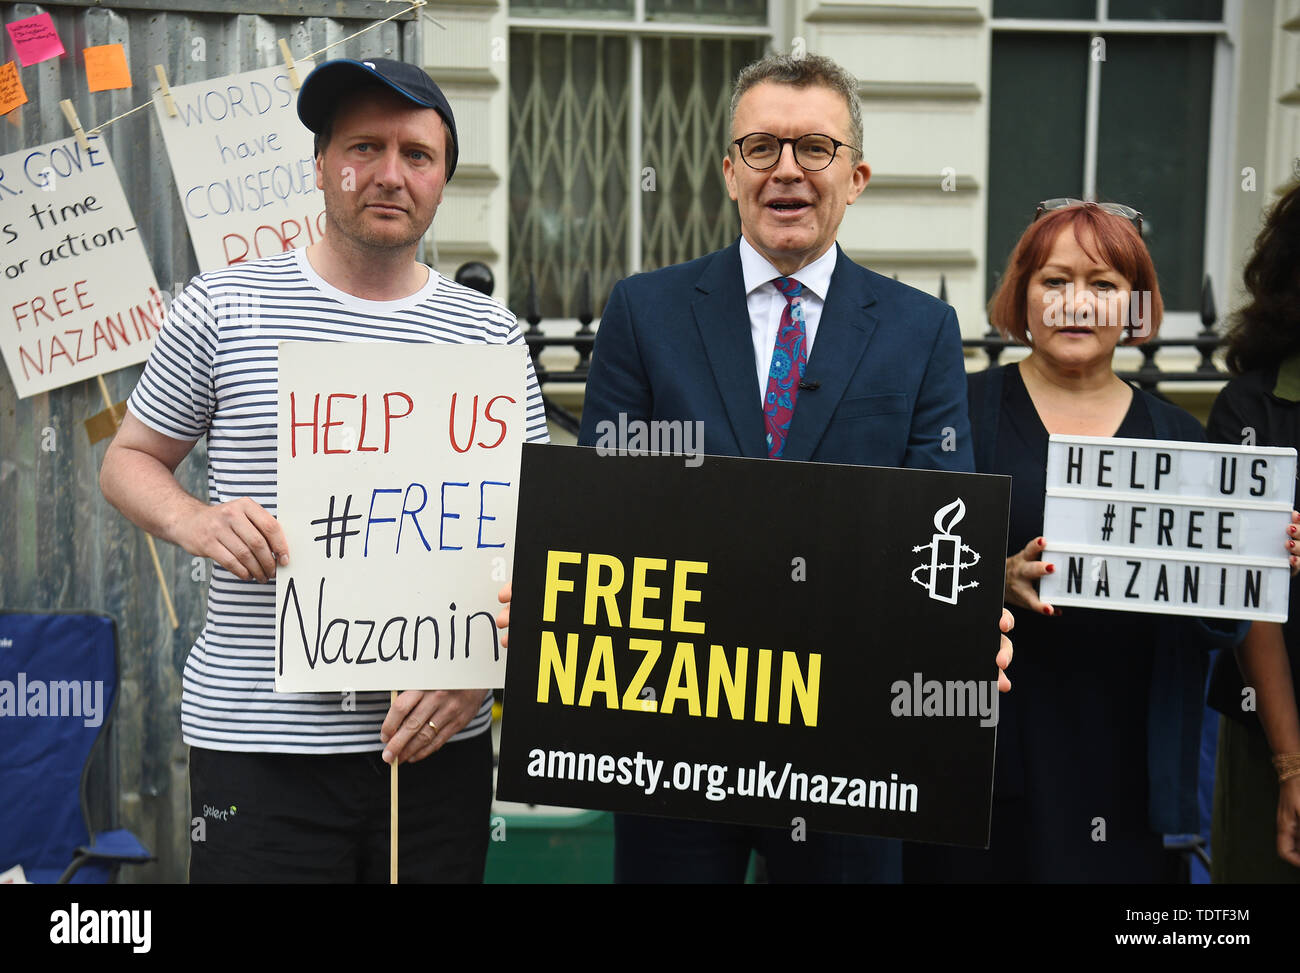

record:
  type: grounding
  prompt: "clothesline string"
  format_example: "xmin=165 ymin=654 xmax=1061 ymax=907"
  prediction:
xmin=301 ymin=0 xmax=427 ymax=61
xmin=88 ymin=96 xmax=155 ymax=135
xmin=76 ymin=0 xmax=429 ymax=137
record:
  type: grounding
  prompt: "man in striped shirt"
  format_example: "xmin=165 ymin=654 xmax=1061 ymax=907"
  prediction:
xmin=100 ymin=59 xmax=547 ymax=882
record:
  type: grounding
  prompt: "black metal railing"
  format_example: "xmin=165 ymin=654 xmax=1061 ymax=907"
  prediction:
xmin=453 ymin=263 xmax=1233 ymax=434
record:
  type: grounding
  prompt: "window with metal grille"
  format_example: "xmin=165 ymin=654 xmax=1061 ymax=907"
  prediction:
xmin=507 ymin=3 xmax=769 ymax=319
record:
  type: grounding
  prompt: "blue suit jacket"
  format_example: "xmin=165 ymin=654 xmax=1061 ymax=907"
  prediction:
xmin=577 ymin=239 xmax=974 ymax=473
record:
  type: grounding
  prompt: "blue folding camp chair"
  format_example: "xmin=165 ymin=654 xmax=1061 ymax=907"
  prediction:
xmin=0 ymin=611 xmax=153 ymax=883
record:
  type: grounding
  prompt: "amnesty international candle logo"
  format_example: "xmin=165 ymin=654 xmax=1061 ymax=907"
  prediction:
xmin=498 ymin=446 xmax=1012 ymax=846
xmin=910 ymin=498 xmax=981 ymax=605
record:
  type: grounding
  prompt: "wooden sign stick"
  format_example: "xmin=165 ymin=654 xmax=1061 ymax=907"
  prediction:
xmin=391 ymin=689 xmax=399 ymax=884
xmin=96 ymin=374 xmax=180 ymax=629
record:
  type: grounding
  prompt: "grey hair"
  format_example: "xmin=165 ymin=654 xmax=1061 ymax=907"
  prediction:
xmin=729 ymin=53 xmax=863 ymax=161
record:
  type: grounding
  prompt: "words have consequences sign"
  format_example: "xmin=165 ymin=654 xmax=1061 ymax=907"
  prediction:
xmin=1040 ymin=436 xmax=1297 ymax=622
xmin=154 ymin=62 xmax=320 ymax=272
xmin=498 ymin=446 xmax=1012 ymax=847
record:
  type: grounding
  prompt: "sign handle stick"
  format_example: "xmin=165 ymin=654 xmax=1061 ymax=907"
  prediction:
xmin=96 ymin=374 xmax=180 ymax=630
xmin=390 ymin=689 xmax=398 ymax=884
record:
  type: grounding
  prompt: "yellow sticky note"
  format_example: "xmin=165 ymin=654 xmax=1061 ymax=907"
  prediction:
xmin=84 ymin=43 xmax=131 ymax=92
xmin=0 ymin=60 xmax=27 ymax=115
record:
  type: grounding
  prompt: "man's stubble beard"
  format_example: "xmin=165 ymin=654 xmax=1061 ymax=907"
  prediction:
xmin=322 ymin=183 xmax=433 ymax=256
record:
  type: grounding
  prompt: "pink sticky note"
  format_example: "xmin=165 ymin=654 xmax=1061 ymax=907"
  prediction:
xmin=6 ymin=13 xmax=66 ymax=67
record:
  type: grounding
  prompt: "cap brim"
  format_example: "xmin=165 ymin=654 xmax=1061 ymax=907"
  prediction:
xmin=296 ymin=59 xmax=438 ymax=134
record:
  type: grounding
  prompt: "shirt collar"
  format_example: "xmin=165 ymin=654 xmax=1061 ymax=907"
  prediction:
xmin=738 ymin=237 xmax=838 ymax=301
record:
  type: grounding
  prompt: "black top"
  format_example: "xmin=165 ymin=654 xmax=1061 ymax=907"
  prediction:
xmin=996 ymin=364 xmax=1166 ymax=878
xmin=1205 ymin=365 xmax=1300 ymax=730
xmin=907 ymin=364 xmax=1170 ymax=881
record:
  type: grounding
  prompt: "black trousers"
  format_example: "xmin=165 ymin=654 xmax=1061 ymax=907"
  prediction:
xmin=188 ymin=733 xmax=492 ymax=883
xmin=614 ymin=813 xmax=902 ymax=883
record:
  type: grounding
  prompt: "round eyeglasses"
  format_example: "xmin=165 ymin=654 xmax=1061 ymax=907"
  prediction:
xmin=731 ymin=133 xmax=859 ymax=172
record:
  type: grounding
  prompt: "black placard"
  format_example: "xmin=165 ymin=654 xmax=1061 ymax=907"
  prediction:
xmin=498 ymin=445 xmax=1012 ymax=847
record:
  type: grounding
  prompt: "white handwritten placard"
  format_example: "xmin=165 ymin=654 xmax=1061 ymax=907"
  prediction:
xmin=275 ymin=341 xmax=526 ymax=692
xmin=1040 ymin=435 xmax=1297 ymax=621
xmin=154 ymin=62 xmax=321 ymax=272
xmin=0 ymin=135 xmax=162 ymax=398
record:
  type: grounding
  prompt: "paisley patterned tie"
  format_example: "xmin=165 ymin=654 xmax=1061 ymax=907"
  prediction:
xmin=763 ymin=276 xmax=807 ymax=458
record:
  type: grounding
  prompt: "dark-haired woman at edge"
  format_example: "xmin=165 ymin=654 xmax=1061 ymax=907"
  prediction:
xmin=1206 ymin=180 xmax=1300 ymax=883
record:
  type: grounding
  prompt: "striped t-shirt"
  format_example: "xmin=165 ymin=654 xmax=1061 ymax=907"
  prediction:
xmin=128 ymin=248 xmax=548 ymax=753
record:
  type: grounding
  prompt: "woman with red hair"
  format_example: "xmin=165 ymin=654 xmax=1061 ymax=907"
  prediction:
xmin=907 ymin=201 xmax=1254 ymax=882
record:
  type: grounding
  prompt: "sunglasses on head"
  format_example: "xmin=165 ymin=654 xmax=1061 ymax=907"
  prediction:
xmin=1034 ymin=198 xmax=1143 ymax=235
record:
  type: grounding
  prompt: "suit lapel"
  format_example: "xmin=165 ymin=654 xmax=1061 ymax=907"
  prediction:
xmin=692 ymin=242 xmax=769 ymax=457
xmin=781 ymin=247 xmax=880 ymax=463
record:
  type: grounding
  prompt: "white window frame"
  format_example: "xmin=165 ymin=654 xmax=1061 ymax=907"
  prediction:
xmin=990 ymin=0 xmax=1239 ymax=336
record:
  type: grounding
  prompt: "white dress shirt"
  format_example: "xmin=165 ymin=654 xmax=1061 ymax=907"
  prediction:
xmin=738 ymin=237 xmax=838 ymax=404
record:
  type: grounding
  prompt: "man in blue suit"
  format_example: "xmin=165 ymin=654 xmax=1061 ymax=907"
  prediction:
xmin=575 ymin=52 xmax=980 ymax=882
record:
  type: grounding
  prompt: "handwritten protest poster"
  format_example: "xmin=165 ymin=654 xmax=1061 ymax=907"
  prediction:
xmin=0 ymin=135 xmax=162 ymax=398
xmin=275 ymin=342 xmax=526 ymax=693
xmin=153 ymin=62 xmax=321 ymax=272
xmin=5 ymin=14 xmax=64 ymax=67
xmin=1040 ymin=435 xmax=1297 ymax=621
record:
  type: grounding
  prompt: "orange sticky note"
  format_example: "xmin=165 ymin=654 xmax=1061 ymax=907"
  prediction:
xmin=0 ymin=60 xmax=27 ymax=115
xmin=84 ymin=43 xmax=131 ymax=92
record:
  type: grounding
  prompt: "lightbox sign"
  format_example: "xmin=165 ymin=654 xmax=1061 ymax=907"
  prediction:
xmin=1039 ymin=435 xmax=1297 ymax=622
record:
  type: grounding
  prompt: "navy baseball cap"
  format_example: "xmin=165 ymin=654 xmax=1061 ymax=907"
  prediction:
xmin=297 ymin=57 xmax=459 ymax=180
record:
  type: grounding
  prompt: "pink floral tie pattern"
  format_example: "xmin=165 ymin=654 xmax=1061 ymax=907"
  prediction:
xmin=763 ymin=276 xmax=806 ymax=458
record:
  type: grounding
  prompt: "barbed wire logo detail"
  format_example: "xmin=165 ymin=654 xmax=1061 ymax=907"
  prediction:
xmin=910 ymin=498 xmax=980 ymax=604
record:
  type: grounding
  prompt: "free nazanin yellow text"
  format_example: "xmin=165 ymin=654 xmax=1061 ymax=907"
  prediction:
xmin=536 ymin=551 xmax=821 ymax=727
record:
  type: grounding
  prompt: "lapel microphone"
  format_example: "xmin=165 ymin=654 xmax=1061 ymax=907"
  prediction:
xmin=799 ymin=380 xmax=821 ymax=390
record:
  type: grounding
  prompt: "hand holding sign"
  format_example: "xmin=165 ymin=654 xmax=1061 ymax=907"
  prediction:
xmin=1288 ymin=510 xmax=1300 ymax=577
xmin=1005 ymin=536 xmax=1055 ymax=617
xmin=104 ymin=410 xmax=288 ymax=585
xmin=174 ymin=495 xmax=289 ymax=584
xmin=997 ymin=608 xmax=1014 ymax=693
xmin=496 ymin=583 xmax=512 ymax=649
xmin=380 ymin=687 xmax=491 ymax=765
